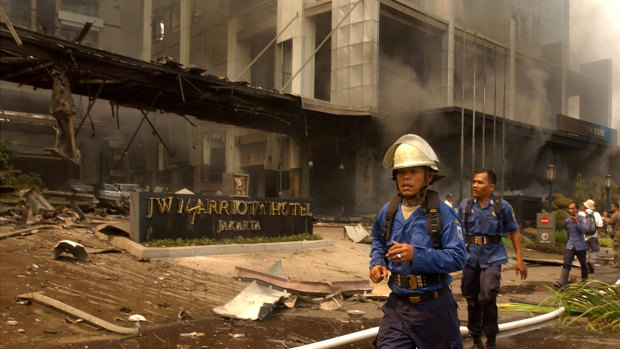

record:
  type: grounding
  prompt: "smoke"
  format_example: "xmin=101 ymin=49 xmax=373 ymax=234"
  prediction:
xmin=570 ymin=0 xmax=620 ymax=137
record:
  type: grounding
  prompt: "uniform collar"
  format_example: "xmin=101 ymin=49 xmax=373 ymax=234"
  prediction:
xmin=473 ymin=194 xmax=496 ymax=208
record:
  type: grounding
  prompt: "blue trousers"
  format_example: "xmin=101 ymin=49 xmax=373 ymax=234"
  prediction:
xmin=374 ymin=289 xmax=462 ymax=349
xmin=460 ymin=264 xmax=501 ymax=338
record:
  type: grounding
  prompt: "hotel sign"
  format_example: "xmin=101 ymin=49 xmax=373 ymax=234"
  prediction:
xmin=129 ymin=192 xmax=313 ymax=242
xmin=556 ymin=114 xmax=616 ymax=142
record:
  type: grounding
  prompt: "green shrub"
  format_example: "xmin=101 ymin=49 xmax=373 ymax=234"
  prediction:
xmin=555 ymin=210 xmax=569 ymax=231
xmin=599 ymin=237 xmax=613 ymax=248
xmin=555 ymin=230 xmax=567 ymax=245
xmin=144 ymin=233 xmax=322 ymax=247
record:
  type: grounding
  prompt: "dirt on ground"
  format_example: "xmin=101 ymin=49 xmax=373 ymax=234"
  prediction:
xmin=1 ymin=215 xmax=619 ymax=348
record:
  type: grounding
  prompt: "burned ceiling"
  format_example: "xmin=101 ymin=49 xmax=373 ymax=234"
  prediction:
xmin=0 ymin=24 xmax=376 ymax=143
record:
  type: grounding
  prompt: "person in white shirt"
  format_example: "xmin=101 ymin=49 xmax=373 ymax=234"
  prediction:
xmin=579 ymin=199 xmax=604 ymax=273
xmin=444 ymin=193 xmax=456 ymax=212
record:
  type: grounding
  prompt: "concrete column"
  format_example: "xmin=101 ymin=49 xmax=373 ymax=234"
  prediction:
xmin=226 ymin=18 xmax=251 ymax=81
xmin=30 ymin=0 xmax=37 ymax=30
xmin=331 ymin=0 xmax=379 ymax=108
xmin=179 ymin=0 xmax=190 ymax=66
xmin=141 ymin=0 xmax=152 ymax=62
xmin=279 ymin=0 xmax=315 ymax=96
xmin=440 ymin=0 xmax=455 ymax=107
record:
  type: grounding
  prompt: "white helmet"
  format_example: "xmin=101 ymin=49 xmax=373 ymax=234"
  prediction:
xmin=382 ymin=134 xmax=440 ymax=171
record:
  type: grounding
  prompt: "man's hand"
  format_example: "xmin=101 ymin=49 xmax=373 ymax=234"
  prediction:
xmin=515 ymin=260 xmax=527 ymax=280
xmin=370 ymin=265 xmax=389 ymax=283
xmin=386 ymin=241 xmax=414 ymax=262
xmin=508 ymin=230 xmax=527 ymax=280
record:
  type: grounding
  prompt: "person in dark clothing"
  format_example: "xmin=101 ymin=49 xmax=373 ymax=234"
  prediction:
xmin=459 ymin=170 xmax=527 ymax=349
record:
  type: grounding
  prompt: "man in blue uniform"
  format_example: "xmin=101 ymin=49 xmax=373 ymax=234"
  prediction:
xmin=459 ymin=169 xmax=527 ymax=349
xmin=369 ymin=134 xmax=466 ymax=349
xmin=557 ymin=201 xmax=588 ymax=286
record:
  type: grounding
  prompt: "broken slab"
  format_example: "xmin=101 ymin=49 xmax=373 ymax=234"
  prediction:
xmin=523 ymin=257 xmax=580 ymax=267
xmin=23 ymin=188 xmax=55 ymax=215
xmin=233 ymin=266 xmax=371 ymax=296
xmin=52 ymin=240 xmax=89 ymax=261
xmin=212 ymin=280 xmax=290 ymax=320
xmin=344 ymin=224 xmax=372 ymax=243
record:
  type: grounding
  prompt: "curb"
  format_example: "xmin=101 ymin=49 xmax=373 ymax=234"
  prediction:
xmin=94 ymin=231 xmax=334 ymax=260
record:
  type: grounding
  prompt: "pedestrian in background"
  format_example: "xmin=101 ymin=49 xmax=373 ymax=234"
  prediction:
xmin=604 ymin=202 xmax=620 ymax=268
xmin=369 ymin=134 xmax=466 ymax=349
xmin=444 ymin=193 xmax=457 ymax=213
xmin=459 ymin=169 xmax=527 ymax=349
xmin=579 ymin=199 xmax=603 ymax=273
xmin=557 ymin=201 xmax=588 ymax=287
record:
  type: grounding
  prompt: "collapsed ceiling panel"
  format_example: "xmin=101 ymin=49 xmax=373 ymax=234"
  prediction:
xmin=0 ymin=24 xmax=376 ymax=142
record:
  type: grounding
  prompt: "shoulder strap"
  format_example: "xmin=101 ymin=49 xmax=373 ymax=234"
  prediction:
xmin=464 ymin=197 xmax=474 ymax=235
xmin=381 ymin=194 xmax=401 ymax=243
xmin=424 ymin=190 xmax=442 ymax=249
xmin=494 ymin=198 xmax=502 ymax=233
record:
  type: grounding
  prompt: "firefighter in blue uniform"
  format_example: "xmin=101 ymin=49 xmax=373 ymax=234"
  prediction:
xmin=369 ymin=134 xmax=466 ymax=349
xmin=459 ymin=169 xmax=527 ymax=349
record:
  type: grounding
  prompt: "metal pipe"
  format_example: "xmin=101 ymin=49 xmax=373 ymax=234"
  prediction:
xmin=459 ymin=30 xmax=466 ymax=202
xmin=501 ymin=48 xmax=507 ymax=198
xmin=482 ymin=39 xmax=487 ymax=168
xmin=282 ymin=0 xmax=362 ymax=92
xmin=293 ymin=307 xmax=567 ymax=348
xmin=492 ymin=45 xmax=497 ymax=171
xmin=471 ymin=34 xmax=477 ymax=178
xmin=234 ymin=12 xmax=299 ymax=82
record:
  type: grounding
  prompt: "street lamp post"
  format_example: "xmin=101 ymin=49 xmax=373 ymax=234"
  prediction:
xmin=605 ymin=174 xmax=612 ymax=213
xmin=546 ymin=164 xmax=556 ymax=213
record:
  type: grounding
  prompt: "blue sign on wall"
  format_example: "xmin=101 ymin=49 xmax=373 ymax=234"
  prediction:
xmin=556 ymin=114 xmax=617 ymax=143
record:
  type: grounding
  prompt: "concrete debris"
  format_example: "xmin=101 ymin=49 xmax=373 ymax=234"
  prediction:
xmin=18 ymin=292 xmax=139 ymax=334
xmin=23 ymin=188 xmax=55 ymax=215
xmin=48 ymin=65 xmax=81 ymax=165
xmin=212 ymin=280 xmax=290 ymax=320
xmin=128 ymin=314 xmax=146 ymax=322
xmin=345 ymin=224 xmax=372 ymax=243
xmin=178 ymin=309 xmax=192 ymax=320
xmin=264 ymin=259 xmax=288 ymax=279
xmin=347 ymin=309 xmax=365 ymax=322
xmin=52 ymin=240 xmax=89 ymax=261
xmin=319 ymin=293 xmax=344 ymax=311
xmin=180 ymin=332 xmax=205 ymax=337
xmin=283 ymin=295 xmax=297 ymax=308
xmin=234 ymin=266 xmax=372 ymax=296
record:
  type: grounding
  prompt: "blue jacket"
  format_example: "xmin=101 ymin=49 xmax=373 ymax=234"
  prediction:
xmin=369 ymin=200 xmax=466 ymax=296
xmin=458 ymin=195 xmax=519 ymax=268
xmin=565 ymin=215 xmax=587 ymax=251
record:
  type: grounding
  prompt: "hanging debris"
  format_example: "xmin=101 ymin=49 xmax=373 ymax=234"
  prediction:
xmin=47 ymin=65 xmax=81 ymax=165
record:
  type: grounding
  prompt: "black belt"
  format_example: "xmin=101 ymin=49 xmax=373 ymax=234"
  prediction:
xmin=390 ymin=273 xmax=449 ymax=290
xmin=395 ymin=284 xmax=451 ymax=303
xmin=465 ymin=235 xmax=502 ymax=245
